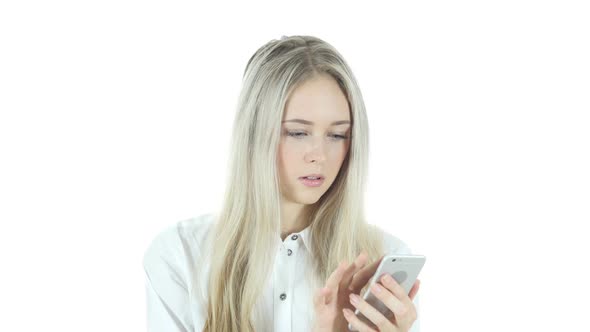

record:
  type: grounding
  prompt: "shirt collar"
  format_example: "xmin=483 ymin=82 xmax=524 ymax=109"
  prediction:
xmin=278 ymin=224 xmax=313 ymax=252
xmin=299 ymin=224 xmax=312 ymax=251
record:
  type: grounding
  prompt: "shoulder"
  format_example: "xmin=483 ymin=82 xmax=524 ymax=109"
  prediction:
xmin=372 ymin=224 xmax=414 ymax=255
xmin=142 ymin=213 xmax=217 ymax=274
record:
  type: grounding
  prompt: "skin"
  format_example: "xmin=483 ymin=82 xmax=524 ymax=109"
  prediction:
xmin=313 ymin=253 xmax=421 ymax=332
xmin=276 ymin=73 xmax=421 ymax=331
xmin=277 ymin=73 xmax=351 ymax=240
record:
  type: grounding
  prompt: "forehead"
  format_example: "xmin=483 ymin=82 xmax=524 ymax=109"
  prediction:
xmin=283 ymin=74 xmax=350 ymax=123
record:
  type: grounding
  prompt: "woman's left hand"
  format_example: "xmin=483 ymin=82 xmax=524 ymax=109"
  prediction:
xmin=343 ymin=274 xmax=421 ymax=332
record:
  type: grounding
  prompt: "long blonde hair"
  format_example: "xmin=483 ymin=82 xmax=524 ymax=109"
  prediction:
xmin=201 ymin=35 xmax=385 ymax=331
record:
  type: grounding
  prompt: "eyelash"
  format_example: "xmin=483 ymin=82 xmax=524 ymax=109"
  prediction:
xmin=286 ymin=131 xmax=349 ymax=140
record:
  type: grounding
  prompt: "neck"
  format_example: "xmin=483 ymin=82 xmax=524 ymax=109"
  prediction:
xmin=280 ymin=204 xmax=312 ymax=241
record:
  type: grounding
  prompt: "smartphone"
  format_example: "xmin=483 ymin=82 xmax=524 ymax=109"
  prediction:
xmin=348 ymin=254 xmax=426 ymax=331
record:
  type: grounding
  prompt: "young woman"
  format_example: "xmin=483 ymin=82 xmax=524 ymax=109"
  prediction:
xmin=143 ymin=35 xmax=421 ymax=332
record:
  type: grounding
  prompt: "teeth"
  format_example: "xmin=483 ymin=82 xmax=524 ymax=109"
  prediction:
xmin=306 ymin=176 xmax=320 ymax=180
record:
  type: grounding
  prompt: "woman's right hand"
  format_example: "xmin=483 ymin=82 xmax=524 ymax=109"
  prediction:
xmin=311 ymin=251 xmax=385 ymax=332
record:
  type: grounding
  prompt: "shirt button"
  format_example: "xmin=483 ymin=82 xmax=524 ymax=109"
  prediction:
xmin=280 ymin=293 xmax=287 ymax=300
xmin=291 ymin=234 xmax=298 ymax=240
xmin=287 ymin=249 xmax=293 ymax=256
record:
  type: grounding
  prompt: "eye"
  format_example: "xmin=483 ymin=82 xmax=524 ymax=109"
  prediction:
xmin=330 ymin=134 xmax=349 ymax=140
xmin=286 ymin=131 xmax=349 ymax=140
xmin=286 ymin=131 xmax=306 ymax=138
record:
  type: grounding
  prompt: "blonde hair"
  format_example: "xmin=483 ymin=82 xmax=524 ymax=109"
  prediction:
xmin=201 ymin=35 xmax=385 ymax=331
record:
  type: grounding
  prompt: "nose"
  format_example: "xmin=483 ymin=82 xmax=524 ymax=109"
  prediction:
xmin=305 ymin=136 xmax=327 ymax=163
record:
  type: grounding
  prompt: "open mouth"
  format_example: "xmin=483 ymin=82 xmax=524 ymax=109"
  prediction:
xmin=299 ymin=176 xmax=324 ymax=187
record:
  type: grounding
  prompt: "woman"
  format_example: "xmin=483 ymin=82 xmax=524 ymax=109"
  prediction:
xmin=143 ymin=35 xmax=421 ymax=332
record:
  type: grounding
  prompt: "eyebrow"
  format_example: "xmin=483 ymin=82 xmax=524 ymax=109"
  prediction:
xmin=282 ymin=119 xmax=351 ymax=126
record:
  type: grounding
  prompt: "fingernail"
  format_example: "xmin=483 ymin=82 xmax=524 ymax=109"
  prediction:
xmin=382 ymin=274 xmax=393 ymax=284
xmin=396 ymin=304 xmax=407 ymax=315
xmin=343 ymin=308 xmax=352 ymax=317
xmin=349 ymin=293 xmax=360 ymax=305
xmin=371 ymin=283 xmax=382 ymax=293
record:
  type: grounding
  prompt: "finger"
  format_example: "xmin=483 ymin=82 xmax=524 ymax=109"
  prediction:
xmin=374 ymin=278 xmax=418 ymax=329
xmin=349 ymin=254 xmax=385 ymax=293
xmin=369 ymin=282 xmax=408 ymax=318
xmin=408 ymin=279 xmax=420 ymax=301
xmin=313 ymin=287 xmax=329 ymax=308
xmin=349 ymin=292 xmax=395 ymax=331
xmin=324 ymin=261 xmax=348 ymax=302
xmin=379 ymin=274 xmax=414 ymax=310
xmin=342 ymin=308 xmax=378 ymax=332
xmin=322 ymin=287 xmax=333 ymax=305
xmin=341 ymin=250 xmax=368 ymax=290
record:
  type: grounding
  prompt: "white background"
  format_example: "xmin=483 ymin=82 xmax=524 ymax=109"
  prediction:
xmin=1 ymin=1 xmax=589 ymax=331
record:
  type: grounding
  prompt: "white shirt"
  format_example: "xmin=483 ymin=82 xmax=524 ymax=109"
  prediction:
xmin=143 ymin=213 xmax=421 ymax=332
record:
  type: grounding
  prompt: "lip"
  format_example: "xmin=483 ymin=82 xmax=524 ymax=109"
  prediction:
xmin=299 ymin=174 xmax=325 ymax=187
xmin=299 ymin=174 xmax=325 ymax=179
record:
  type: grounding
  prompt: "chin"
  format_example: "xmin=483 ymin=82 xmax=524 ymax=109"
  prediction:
xmin=298 ymin=193 xmax=323 ymax=204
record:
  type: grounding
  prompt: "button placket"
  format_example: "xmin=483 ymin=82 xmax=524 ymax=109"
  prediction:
xmin=274 ymin=238 xmax=294 ymax=332
xmin=287 ymin=233 xmax=300 ymax=257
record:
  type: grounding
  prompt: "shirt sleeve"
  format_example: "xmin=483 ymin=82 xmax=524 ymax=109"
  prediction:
xmin=143 ymin=224 xmax=193 ymax=332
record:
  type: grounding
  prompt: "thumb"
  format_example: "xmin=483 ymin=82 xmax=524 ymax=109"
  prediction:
xmin=409 ymin=279 xmax=421 ymax=301
xmin=313 ymin=287 xmax=330 ymax=308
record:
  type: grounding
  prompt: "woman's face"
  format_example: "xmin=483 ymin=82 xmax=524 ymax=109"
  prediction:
xmin=278 ymin=74 xmax=351 ymax=206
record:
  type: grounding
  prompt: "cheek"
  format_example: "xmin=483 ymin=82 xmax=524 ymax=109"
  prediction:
xmin=329 ymin=143 xmax=349 ymax=161
xmin=339 ymin=140 xmax=351 ymax=159
xmin=277 ymin=143 xmax=297 ymax=176
xmin=328 ymin=145 xmax=349 ymax=172
xmin=343 ymin=142 xmax=351 ymax=159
